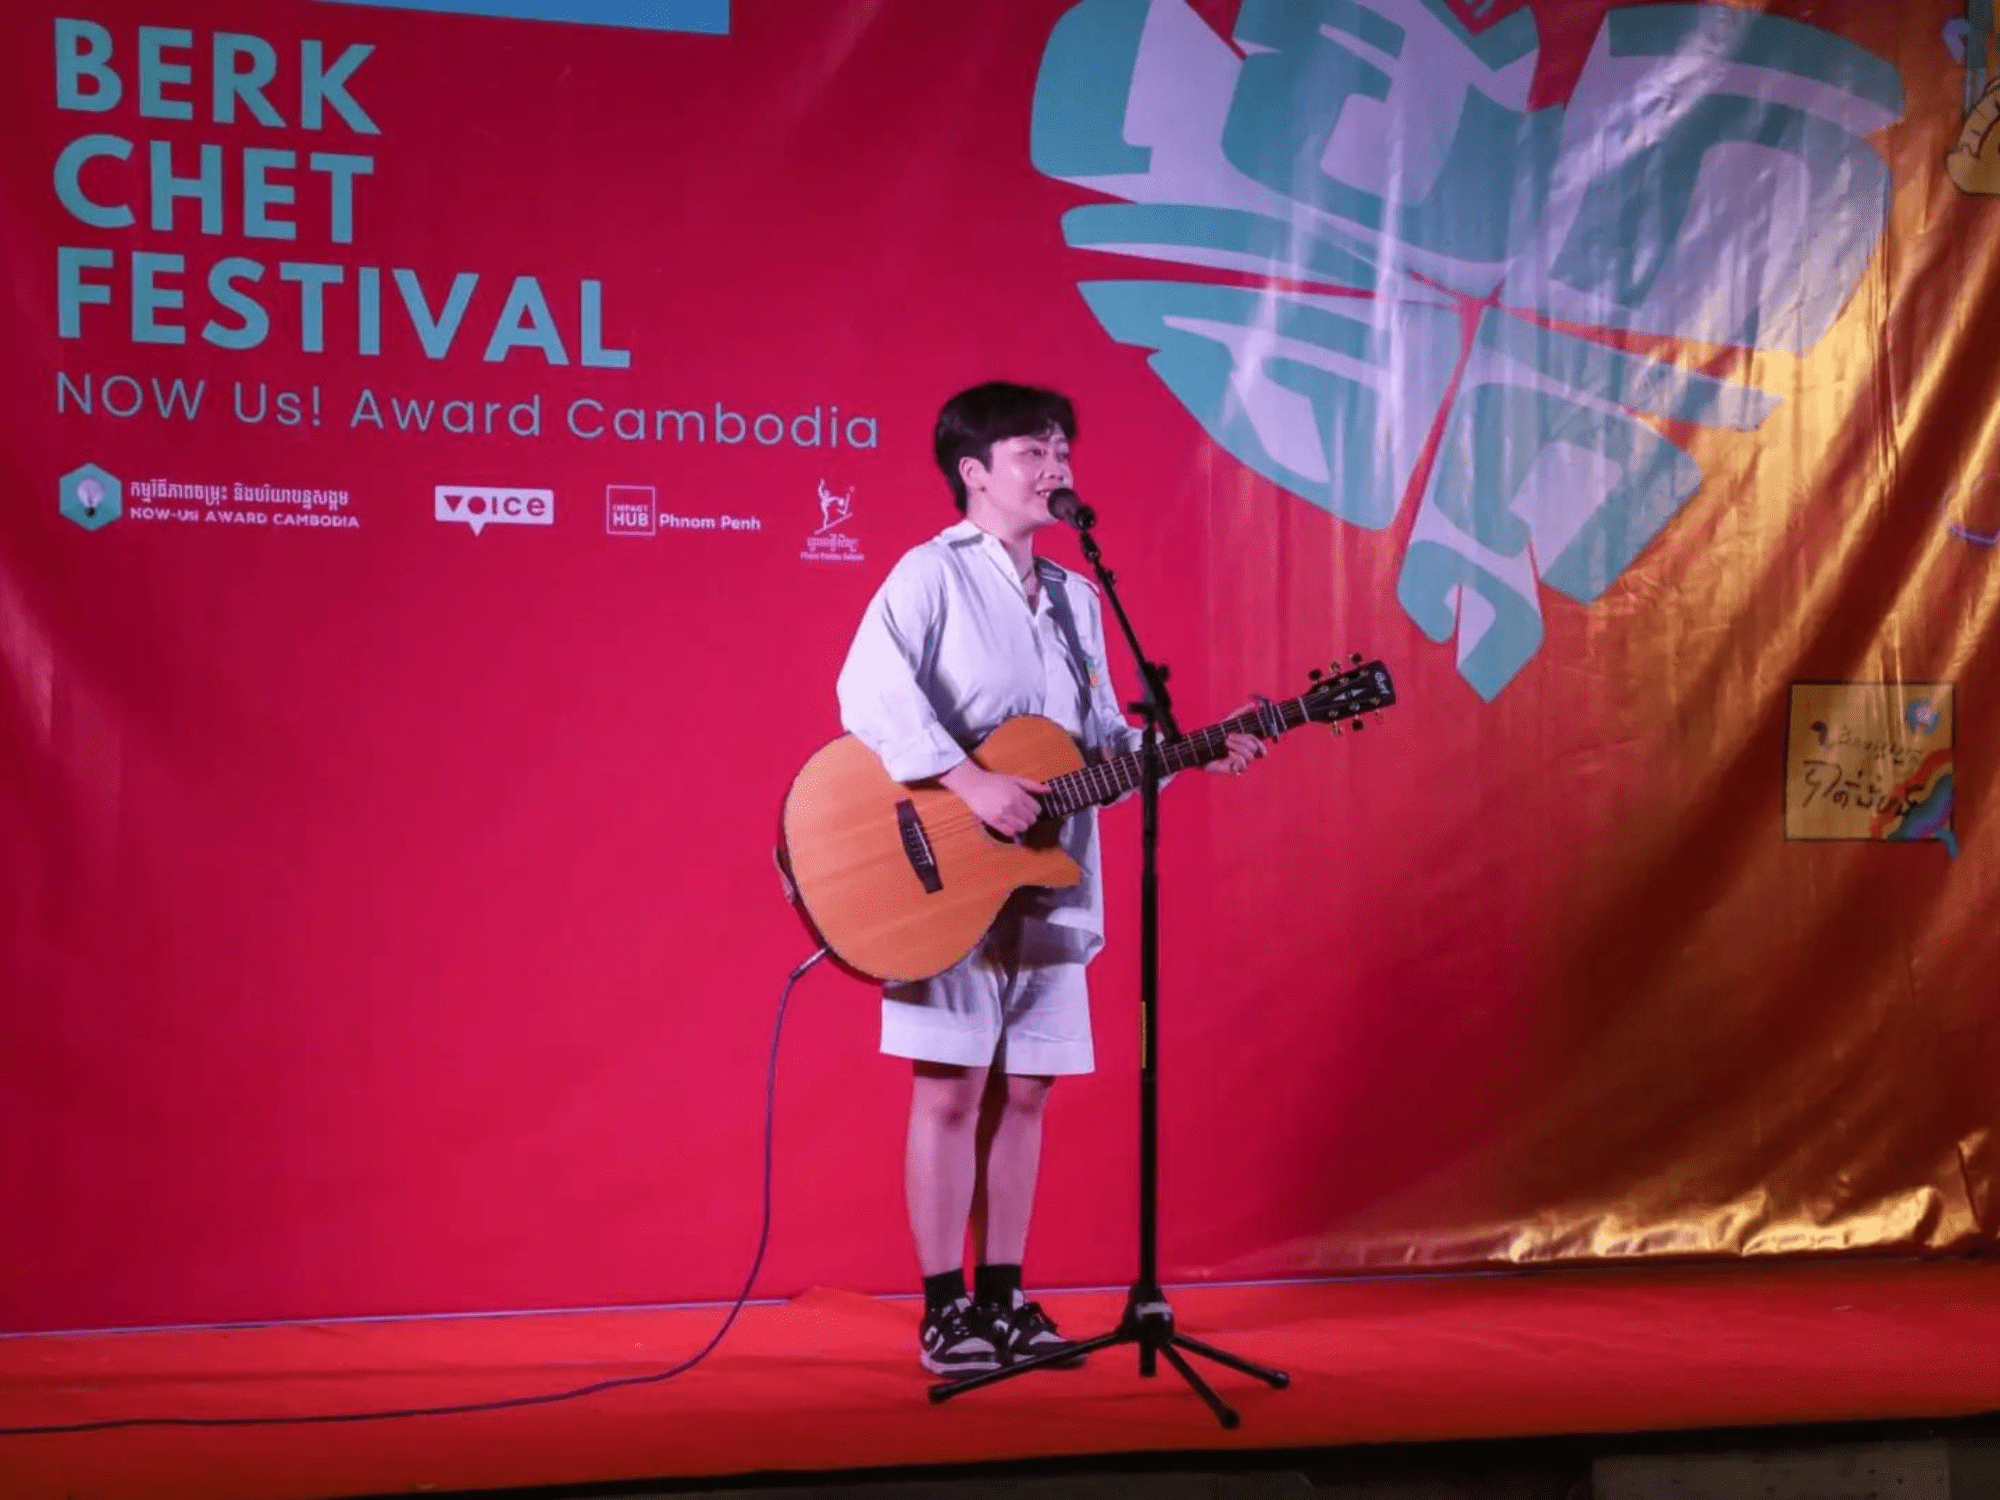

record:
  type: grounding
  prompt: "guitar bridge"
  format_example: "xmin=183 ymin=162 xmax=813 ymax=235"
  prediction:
xmin=896 ymin=799 xmax=943 ymax=894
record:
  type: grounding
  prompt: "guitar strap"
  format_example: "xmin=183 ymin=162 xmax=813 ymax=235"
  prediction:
xmin=1037 ymin=562 xmax=1096 ymax=732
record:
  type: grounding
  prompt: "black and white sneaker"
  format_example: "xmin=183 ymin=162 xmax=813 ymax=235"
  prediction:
xmin=987 ymin=1291 xmax=1086 ymax=1368
xmin=918 ymin=1295 xmax=1003 ymax=1375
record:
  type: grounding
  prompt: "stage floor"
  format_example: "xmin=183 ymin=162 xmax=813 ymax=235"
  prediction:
xmin=3 ymin=1259 xmax=1998 ymax=1500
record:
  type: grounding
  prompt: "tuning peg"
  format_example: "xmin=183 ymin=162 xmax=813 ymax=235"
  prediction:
xmin=1352 ymin=718 xmax=1366 ymax=732
xmin=1350 ymin=652 xmax=1362 ymax=665
xmin=1309 ymin=667 xmax=1324 ymax=682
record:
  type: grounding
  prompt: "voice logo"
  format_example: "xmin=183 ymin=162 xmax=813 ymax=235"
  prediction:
xmin=434 ymin=485 xmax=555 ymax=536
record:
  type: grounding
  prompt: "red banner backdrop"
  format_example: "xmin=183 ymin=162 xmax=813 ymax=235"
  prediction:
xmin=1 ymin=0 xmax=1994 ymax=1334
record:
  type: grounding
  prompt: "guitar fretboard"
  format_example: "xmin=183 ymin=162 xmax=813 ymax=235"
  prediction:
xmin=1039 ymin=697 xmax=1312 ymax=819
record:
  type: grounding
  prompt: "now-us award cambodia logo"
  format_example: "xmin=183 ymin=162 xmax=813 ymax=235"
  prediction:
xmin=60 ymin=463 xmax=122 ymax=531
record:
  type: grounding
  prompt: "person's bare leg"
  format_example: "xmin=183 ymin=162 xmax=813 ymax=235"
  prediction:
xmin=972 ymin=1072 xmax=1053 ymax=1269
xmin=907 ymin=1061 xmax=988 ymax=1276
xmin=969 ymin=1071 xmax=1082 ymax=1364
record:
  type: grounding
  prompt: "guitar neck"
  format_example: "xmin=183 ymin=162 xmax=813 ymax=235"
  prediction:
xmin=1041 ymin=699 xmax=1311 ymax=817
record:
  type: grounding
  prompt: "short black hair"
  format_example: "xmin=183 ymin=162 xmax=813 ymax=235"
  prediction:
xmin=933 ymin=381 xmax=1077 ymax=512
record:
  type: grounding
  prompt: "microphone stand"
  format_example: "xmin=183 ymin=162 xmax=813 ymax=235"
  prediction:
xmin=927 ymin=505 xmax=1290 ymax=1428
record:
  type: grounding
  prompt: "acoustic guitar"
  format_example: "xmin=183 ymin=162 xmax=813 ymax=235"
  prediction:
xmin=775 ymin=658 xmax=1395 ymax=982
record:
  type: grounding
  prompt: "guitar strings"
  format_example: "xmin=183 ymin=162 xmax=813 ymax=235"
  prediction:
xmin=913 ymin=688 xmax=1344 ymax=836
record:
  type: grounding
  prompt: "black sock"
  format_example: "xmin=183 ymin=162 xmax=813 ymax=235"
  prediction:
xmin=922 ymin=1269 xmax=967 ymax=1312
xmin=975 ymin=1262 xmax=1022 ymax=1309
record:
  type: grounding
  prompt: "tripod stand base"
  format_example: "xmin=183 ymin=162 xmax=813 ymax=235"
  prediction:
xmin=928 ymin=1287 xmax=1289 ymax=1428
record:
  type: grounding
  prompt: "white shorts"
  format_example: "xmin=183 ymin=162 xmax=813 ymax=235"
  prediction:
xmin=881 ymin=904 xmax=1095 ymax=1076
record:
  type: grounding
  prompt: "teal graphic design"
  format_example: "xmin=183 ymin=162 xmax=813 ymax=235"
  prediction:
xmin=314 ymin=0 xmax=729 ymax=34
xmin=1032 ymin=0 xmax=1903 ymax=698
xmin=60 ymin=463 xmax=122 ymax=531
xmin=1946 ymin=0 xmax=1996 ymax=114
xmin=1445 ymin=0 xmax=1529 ymax=26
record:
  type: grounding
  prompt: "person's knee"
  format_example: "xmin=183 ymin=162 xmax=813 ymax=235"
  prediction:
xmin=913 ymin=1065 xmax=986 ymax=1132
xmin=1003 ymin=1074 xmax=1054 ymax=1119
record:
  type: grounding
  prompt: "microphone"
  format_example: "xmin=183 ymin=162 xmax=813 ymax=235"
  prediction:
xmin=1046 ymin=487 xmax=1096 ymax=530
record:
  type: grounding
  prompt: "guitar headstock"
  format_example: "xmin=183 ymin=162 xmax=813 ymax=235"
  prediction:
xmin=1300 ymin=654 xmax=1396 ymax=730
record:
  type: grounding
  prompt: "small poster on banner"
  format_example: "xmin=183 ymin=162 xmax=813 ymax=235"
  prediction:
xmin=1784 ymin=682 xmax=1957 ymax=854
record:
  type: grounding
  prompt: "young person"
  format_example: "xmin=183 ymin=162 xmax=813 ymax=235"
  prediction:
xmin=835 ymin=381 xmax=1267 ymax=1375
